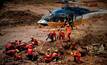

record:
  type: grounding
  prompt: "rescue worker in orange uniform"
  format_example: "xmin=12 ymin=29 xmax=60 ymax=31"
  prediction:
xmin=65 ymin=24 xmax=72 ymax=41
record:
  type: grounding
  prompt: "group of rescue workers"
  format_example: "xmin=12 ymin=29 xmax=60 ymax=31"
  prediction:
xmin=3 ymin=23 xmax=90 ymax=64
xmin=4 ymin=37 xmax=38 ymax=60
xmin=46 ymin=23 xmax=72 ymax=42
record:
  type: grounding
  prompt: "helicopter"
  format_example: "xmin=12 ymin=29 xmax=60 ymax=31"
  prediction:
xmin=37 ymin=0 xmax=91 ymax=25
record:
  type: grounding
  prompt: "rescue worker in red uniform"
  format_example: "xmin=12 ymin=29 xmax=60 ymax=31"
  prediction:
xmin=43 ymin=49 xmax=53 ymax=63
xmin=27 ymin=47 xmax=33 ymax=60
xmin=5 ymin=42 xmax=15 ymax=51
xmin=25 ymin=44 xmax=33 ymax=50
xmin=14 ymin=54 xmax=22 ymax=60
xmin=15 ymin=40 xmax=22 ymax=45
xmin=18 ymin=42 xmax=27 ymax=51
xmin=15 ymin=40 xmax=22 ymax=51
xmin=31 ymin=37 xmax=38 ymax=45
xmin=52 ymin=50 xmax=60 ymax=61
xmin=58 ymin=30 xmax=65 ymax=40
xmin=65 ymin=24 xmax=72 ymax=41
xmin=5 ymin=49 xmax=17 ymax=57
xmin=71 ymin=50 xmax=82 ymax=63
xmin=53 ymin=30 xmax=57 ymax=41
xmin=46 ymin=30 xmax=56 ymax=42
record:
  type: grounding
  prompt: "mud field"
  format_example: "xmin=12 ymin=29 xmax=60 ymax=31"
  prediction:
xmin=0 ymin=1 xmax=107 ymax=65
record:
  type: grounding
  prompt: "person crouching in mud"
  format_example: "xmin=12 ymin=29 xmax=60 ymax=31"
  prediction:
xmin=71 ymin=49 xmax=83 ymax=63
xmin=46 ymin=30 xmax=56 ymax=42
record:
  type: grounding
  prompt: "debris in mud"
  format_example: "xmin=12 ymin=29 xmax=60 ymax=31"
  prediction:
xmin=78 ymin=33 xmax=107 ymax=46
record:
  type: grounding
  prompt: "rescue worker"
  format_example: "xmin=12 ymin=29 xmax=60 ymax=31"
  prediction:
xmin=57 ymin=47 xmax=65 ymax=59
xmin=71 ymin=49 xmax=82 ymax=63
xmin=31 ymin=37 xmax=38 ymax=45
xmin=46 ymin=30 xmax=56 ymax=42
xmin=67 ymin=15 xmax=72 ymax=23
xmin=19 ymin=42 xmax=27 ymax=51
xmin=32 ymin=51 xmax=39 ymax=61
xmin=52 ymin=50 xmax=60 ymax=62
xmin=46 ymin=31 xmax=53 ymax=42
xmin=16 ymin=40 xmax=22 ymax=51
xmin=52 ymin=30 xmax=57 ymax=41
xmin=5 ymin=49 xmax=17 ymax=57
xmin=5 ymin=42 xmax=15 ymax=51
xmin=43 ymin=49 xmax=53 ymax=63
xmin=15 ymin=40 xmax=22 ymax=45
xmin=27 ymin=47 xmax=33 ymax=60
xmin=25 ymin=44 xmax=33 ymax=49
xmin=58 ymin=29 xmax=65 ymax=40
xmin=65 ymin=24 xmax=72 ymax=41
xmin=14 ymin=54 xmax=22 ymax=60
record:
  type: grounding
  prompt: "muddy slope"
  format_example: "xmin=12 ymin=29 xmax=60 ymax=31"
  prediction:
xmin=0 ymin=10 xmax=41 ymax=27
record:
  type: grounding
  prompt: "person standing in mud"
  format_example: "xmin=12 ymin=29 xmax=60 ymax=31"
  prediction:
xmin=58 ymin=29 xmax=65 ymax=40
xmin=65 ymin=24 xmax=72 ymax=41
xmin=46 ymin=30 xmax=56 ymax=42
xmin=71 ymin=49 xmax=83 ymax=63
